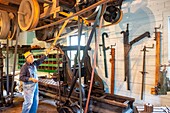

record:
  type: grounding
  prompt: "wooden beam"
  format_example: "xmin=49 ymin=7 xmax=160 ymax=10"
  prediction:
xmin=110 ymin=48 xmax=115 ymax=95
xmin=155 ymin=32 xmax=161 ymax=86
xmin=0 ymin=3 xmax=18 ymax=13
xmin=29 ymin=0 xmax=111 ymax=31
xmin=40 ymin=6 xmax=61 ymax=19
xmin=4 ymin=0 xmax=21 ymax=5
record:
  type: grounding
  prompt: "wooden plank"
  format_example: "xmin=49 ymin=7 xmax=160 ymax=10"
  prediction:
xmin=40 ymin=6 xmax=61 ymax=19
xmin=0 ymin=3 xmax=18 ymax=13
xmin=135 ymin=106 xmax=170 ymax=113
xmin=110 ymin=48 xmax=115 ymax=94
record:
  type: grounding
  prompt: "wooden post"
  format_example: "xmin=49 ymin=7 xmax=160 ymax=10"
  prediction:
xmin=110 ymin=47 xmax=115 ymax=94
xmin=155 ymin=32 xmax=161 ymax=86
xmin=151 ymin=26 xmax=161 ymax=95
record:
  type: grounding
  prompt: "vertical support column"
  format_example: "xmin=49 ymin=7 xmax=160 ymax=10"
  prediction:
xmin=151 ymin=26 xmax=161 ymax=95
xmin=110 ymin=47 xmax=115 ymax=94
xmin=0 ymin=44 xmax=4 ymax=107
xmin=6 ymin=38 xmax=9 ymax=95
xmin=155 ymin=32 xmax=161 ymax=86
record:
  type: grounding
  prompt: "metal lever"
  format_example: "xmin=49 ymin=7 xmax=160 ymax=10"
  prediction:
xmin=99 ymin=32 xmax=109 ymax=78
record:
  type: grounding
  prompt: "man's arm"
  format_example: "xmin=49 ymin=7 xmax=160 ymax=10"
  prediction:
xmin=19 ymin=65 xmax=29 ymax=82
xmin=34 ymin=54 xmax=47 ymax=67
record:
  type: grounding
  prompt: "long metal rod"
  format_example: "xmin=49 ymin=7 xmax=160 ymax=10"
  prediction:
xmin=78 ymin=17 xmax=84 ymax=113
xmin=102 ymin=33 xmax=109 ymax=78
xmin=84 ymin=6 xmax=102 ymax=113
xmin=140 ymin=44 xmax=154 ymax=100
xmin=11 ymin=27 xmax=20 ymax=99
xmin=130 ymin=32 xmax=150 ymax=46
xmin=141 ymin=46 xmax=146 ymax=100
xmin=0 ymin=44 xmax=4 ymax=107
xmin=29 ymin=0 xmax=110 ymax=31
xmin=121 ymin=24 xmax=130 ymax=90
xmin=6 ymin=38 xmax=9 ymax=95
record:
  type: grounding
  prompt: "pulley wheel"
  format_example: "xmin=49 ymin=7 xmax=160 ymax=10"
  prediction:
xmin=35 ymin=27 xmax=55 ymax=41
xmin=103 ymin=6 xmax=123 ymax=24
xmin=18 ymin=0 xmax=40 ymax=31
xmin=78 ymin=0 xmax=101 ymax=20
xmin=8 ymin=13 xmax=18 ymax=40
xmin=0 ymin=10 xmax=10 ymax=39
xmin=30 ymin=0 xmax=40 ymax=29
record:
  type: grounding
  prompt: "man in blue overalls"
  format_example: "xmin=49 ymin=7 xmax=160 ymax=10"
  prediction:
xmin=20 ymin=51 xmax=48 ymax=113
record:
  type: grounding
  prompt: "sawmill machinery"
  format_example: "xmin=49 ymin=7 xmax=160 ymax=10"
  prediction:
xmin=0 ymin=10 xmax=18 ymax=40
xmin=0 ymin=0 xmax=128 ymax=111
xmin=38 ymin=44 xmax=135 ymax=113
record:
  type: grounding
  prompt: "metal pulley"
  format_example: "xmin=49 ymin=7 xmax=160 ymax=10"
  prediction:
xmin=35 ymin=21 xmax=56 ymax=41
xmin=103 ymin=5 xmax=123 ymax=24
xmin=0 ymin=10 xmax=10 ymax=39
xmin=77 ymin=0 xmax=103 ymax=20
xmin=8 ymin=13 xmax=19 ymax=40
xmin=35 ymin=27 xmax=55 ymax=41
xmin=18 ymin=0 xmax=40 ymax=31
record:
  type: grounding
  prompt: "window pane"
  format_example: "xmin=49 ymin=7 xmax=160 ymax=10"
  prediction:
xmin=70 ymin=36 xmax=78 ymax=46
xmin=67 ymin=34 xmax=87 ymax=67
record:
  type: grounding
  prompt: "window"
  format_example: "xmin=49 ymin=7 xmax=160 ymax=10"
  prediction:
xmin=67 ymin=34 xmax=86 ymax=67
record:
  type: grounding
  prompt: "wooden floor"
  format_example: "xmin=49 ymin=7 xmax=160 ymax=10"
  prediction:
xmin=0 ymin=93 xmax=58 ymax=113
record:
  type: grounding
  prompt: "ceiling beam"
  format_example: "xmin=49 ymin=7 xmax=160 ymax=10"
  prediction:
xmin=0 ymin=3 xmax=18 ymax=13
xmin=0 ymin=0 xmax=21 ymax=5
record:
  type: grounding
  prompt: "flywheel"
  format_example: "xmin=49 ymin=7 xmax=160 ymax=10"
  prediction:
xmin=18 ymin=0 xmax=40 ymax=31
xmin=78 ymin=0 xmax=101 ymax=20
xmin=0 ymin=10 xmax=10 ymax=39
xmin=103 ymin=6 xmax=123 ymax=24
xmin=8 ymin=13 xmax=18 ymax=40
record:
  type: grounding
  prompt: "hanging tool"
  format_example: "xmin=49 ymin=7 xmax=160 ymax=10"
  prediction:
xmin=121 ymin=24 xmax=129 ymax=84
xmin=11 ymin=26 xmax=20 ymax=102
xmin=99 ymin=32 xmax=110 ymax=78
xmin=110 ymin=44 xmax=116 ymax=94
xmin=155 ymin=25 xmax=162 ymax=93
xmin=151 ymin=25 xmax=161 ymax=95
xmin=121 ymin=24 xmax=150 ymax=90
xmin=140 ymin=44 xmax=154 ymax=100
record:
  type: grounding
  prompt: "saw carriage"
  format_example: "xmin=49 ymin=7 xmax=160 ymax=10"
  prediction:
xmin=38 ymin=45 xmax=134 ymax=112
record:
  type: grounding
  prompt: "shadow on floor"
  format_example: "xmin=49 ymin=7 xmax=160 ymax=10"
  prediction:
xmin=0 ymin=93 xmax=58 ymax=113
